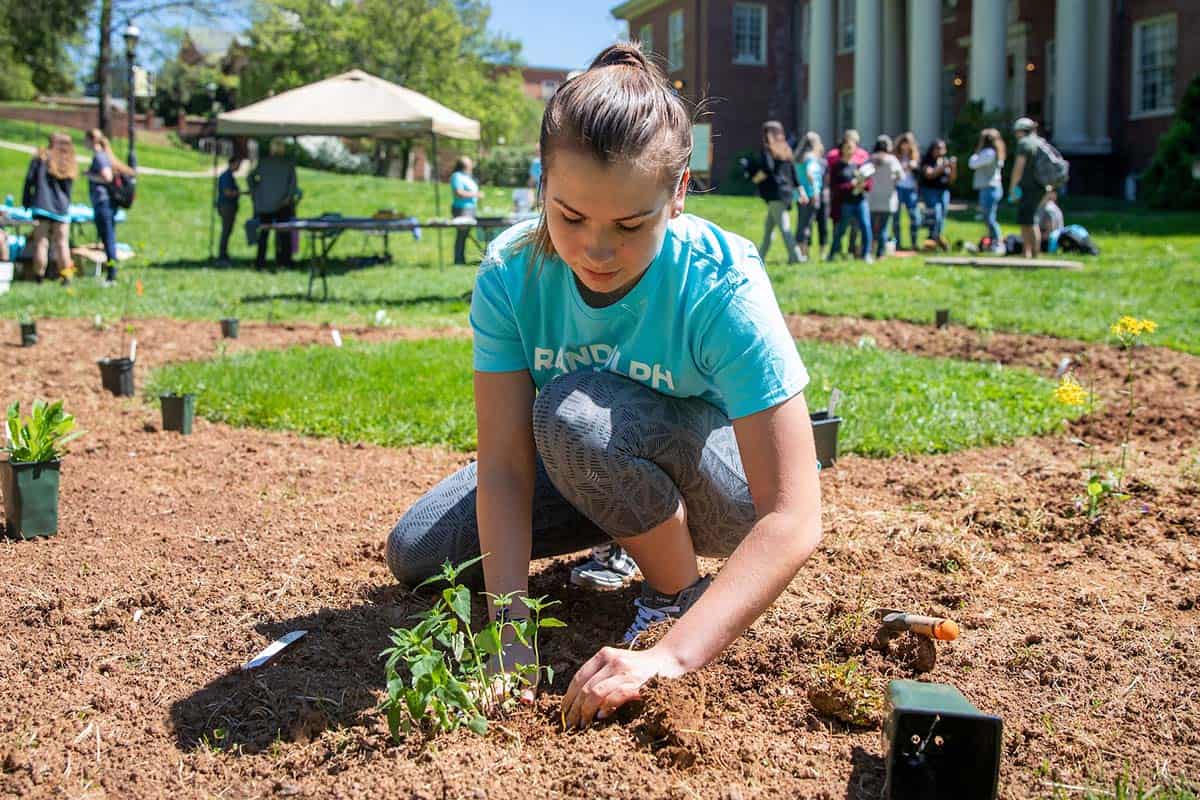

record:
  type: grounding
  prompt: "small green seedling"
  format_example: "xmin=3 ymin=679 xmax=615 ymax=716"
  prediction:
xmin=5 ymin=400 xmax=84 ymax=463
xmin=379 ymin=555 xmax=565 ymax=740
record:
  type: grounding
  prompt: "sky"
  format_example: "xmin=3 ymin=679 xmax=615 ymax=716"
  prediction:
xmin=487 ymin=0 xmax=629 ymax=70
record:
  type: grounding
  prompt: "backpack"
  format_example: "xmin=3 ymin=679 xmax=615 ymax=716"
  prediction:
xmin=1032 ymin=137 xmax=1070 ymax=190
xmin=110 ymin=172 xmax=136 ymax=209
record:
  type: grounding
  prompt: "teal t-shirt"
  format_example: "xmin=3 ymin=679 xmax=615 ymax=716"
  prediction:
xmin=470 ymin=214 xmax=809 ymax=419
xmin=450 ymin=171 xmax=478 ymax=211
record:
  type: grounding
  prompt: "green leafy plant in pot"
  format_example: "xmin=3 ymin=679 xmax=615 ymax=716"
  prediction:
xmin=159 ymin=378 xmax=203 ymax=435
xmin=17 ymin=310 xmax=36 ymax=347
xmin=220 ymin=300 xmax=240 ymax=339
xmin=2 ymin=400 xmax=83 ymax=539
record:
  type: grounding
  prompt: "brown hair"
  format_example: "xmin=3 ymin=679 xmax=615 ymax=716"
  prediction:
xmin=895 ymin=131 xmax=920 ymax=161
xmin=975 ymin=127 xmax=1006 ymax=162
xmin=40 ymin=133 xmax=78 ymax=182
xmin=762 ymin=120 xmax=793 ymax=162
xmin=524 ymin=42 xmax=693 ymax=264
xmin=85 ymin=128 xmax=135 ymax=177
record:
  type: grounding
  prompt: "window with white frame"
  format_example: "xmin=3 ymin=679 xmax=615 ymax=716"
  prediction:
xmin=837 ymin=89 xmax=854 ymax=133
xmin=1044 ymin=39 xmax=1055 ymax=129
xmin=1132 ymin=15 xmax=1176 ymax=117
xmin=668 ymin=10 xmax=685 ymax=72
xmin=639 ymin=23 xmax=653 ymax=56
xmin=838 ymin=0 xmax=854 ymax=53
xmin=733 ymin=4 xmax=767 ymax=65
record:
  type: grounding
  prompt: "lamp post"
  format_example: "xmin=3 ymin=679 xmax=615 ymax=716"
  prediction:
xmin=122 ymin=21 xmax=140 ymax=169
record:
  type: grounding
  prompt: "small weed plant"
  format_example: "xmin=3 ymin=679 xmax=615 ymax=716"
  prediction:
xmin=4 ymin=400 xmax=83 ymax=463
xmin=380 ymin=555 xmax=564 ymax=740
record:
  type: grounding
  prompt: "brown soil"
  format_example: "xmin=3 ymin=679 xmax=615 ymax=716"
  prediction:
xmin=2 ymin=315 xmax=1199 ymax=799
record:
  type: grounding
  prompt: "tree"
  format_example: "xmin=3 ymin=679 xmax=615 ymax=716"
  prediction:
xmin=0 ymin=0 xmax=90 ymax=99
xmin=242 ymin=0 xmax=539 ymax=150
xmin=1142 ymin=74 xmax=1200 ymax=210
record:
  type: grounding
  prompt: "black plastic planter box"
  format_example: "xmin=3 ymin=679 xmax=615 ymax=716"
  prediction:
xmin=935 ymin=309 xmax=950 ymax=328
xmin=810 ymin=411 xmax=842 ymax=469
xmin=20 ymin=322 xmax=37 ymax=347
xmin=1 ymin=459 xmax=60 ymax=539
xmin=98 ymin=357 xmax=135 ymax=396
xmin=160 ymin=393 xmax=196 ymax=434
xmin=220 ymin=318 xmax=240 ymax=339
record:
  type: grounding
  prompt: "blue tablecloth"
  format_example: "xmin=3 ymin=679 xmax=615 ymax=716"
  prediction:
xmin=0 ymin=203 xmax=127 ymax=225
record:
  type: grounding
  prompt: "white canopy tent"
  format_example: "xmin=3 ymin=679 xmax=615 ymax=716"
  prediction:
xmin=211 ymin=69 xmax=482 ymax=263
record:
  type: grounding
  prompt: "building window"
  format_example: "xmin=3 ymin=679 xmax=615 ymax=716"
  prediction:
xmin=668 ymin=10 xmax=685 ymax=72
xmin=1131 ymin=15 xmax=1176 ymax=117
xmin=837 ymin=89 xmax=854 ymax=133
xmin=540 ymin=80 xmax=559 ymax=101
xmin=941 ymin=65 xmax=957 ymax=132
xmin=639 ymin=23 xmax=653 ymax=56
xmin=837 ymin=0 xmax=854 ymax=53
xmin=732 ymin=4 xmax=767 ymax=65
xmin=1044 ymin=39 xmax=1055 ymax=129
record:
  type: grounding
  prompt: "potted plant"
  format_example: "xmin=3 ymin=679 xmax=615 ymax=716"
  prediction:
xmin=98 ymin=324 xmax=136 ymax=396
xmin=159 ymin=379 xmax=201 ymax=435
xmin=220 ymin=300 xmax=240 ymax=339
xmin=18 ymin=310 xmax=37 ymax=347
xmin=2 ymin=400 xmax=83 ymax=539
xmin=810 ymin=388 xmax=844 ymax=469
xmin=935 ymin=309 xmax=951 ymax=328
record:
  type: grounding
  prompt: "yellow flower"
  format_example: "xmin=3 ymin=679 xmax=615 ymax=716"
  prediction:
xmin=1110 ymin=316 xmax=1158 ymax=339
xmin=1054 ymin=374 xmax=1088 ymax=406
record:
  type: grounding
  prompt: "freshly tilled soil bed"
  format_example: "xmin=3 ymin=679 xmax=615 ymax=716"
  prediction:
xmin=1 ymin=316 xmax=1197 ymax=799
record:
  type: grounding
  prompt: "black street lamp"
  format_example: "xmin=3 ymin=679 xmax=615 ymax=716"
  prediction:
xmin=123 ymin=21 xmax=140 ymax=168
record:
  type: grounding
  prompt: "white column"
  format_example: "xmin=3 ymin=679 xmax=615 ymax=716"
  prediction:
xmin=808 ymin=0 xmax=835 ymax=145
xmin=969 ymin=0 xmax=1008 ymax=112
xmin=1088 ymin=0 xmax=1112 ymax=151
xmin=1053 ymin=0 xmax=1089 ymax=151
xmin=881 ymin=0 xmax=905 ymax=135
xmin=908 ymin=0 xmax=942 ymax=145
xmin=853 ymin=0 xmax=882 ymax=142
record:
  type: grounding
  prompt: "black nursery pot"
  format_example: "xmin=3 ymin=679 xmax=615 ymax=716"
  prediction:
xmin=810 ymin=411 xmax=843 ymax=469
xmin=160 ymin=393 xmax=196 ymax=435
xmin=20 ymin=322 xmax=37 ymax=347
xmin=935 ymin=309 xmax=951 ymax=328
xmin=97 ymin=357 xmax=135 ymax=397
xmin=220 ymin=318 xmax=240 ymax=339
xmin=1 ymin=459 xmax=60 ymax=539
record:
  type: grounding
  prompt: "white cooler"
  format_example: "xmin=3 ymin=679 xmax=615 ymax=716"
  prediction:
xmin=0 ymin=261 xmax=12 ymax=295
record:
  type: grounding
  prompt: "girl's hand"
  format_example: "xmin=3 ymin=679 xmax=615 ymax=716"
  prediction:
xmin=560 ymin=645 xmax=685 ymax=729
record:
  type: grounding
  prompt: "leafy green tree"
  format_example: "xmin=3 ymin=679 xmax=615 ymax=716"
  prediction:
xmin=242 ymin=0 xmax=538 ymax=149
xmin=1142 ymin=74 xmax=1200 ymax=210
xmin=0 ymin=0 xmax=90 ymax=99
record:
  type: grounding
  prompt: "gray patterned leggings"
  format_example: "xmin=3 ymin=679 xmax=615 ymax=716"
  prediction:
xmin=386 ymin=370 xmax=758 ymax=587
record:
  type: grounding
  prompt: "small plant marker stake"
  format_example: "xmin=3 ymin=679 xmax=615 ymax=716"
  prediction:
xmin=331 ymin=329 xmax=342 ymax=348
xmin=129 ymin=339 xmax=137 ymax=363
xmin=242 ymin=630 xmax=307 ymax=670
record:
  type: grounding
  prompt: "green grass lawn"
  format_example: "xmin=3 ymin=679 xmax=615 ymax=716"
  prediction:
xmin=1 ymin=118 xmax=1196 ymax=352
xmin=147 ymin=337 xmax=1081 ymax=456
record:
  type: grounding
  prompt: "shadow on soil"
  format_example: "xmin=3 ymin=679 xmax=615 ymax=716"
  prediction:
xmin=845 ymin=745 xmax=886 ymax=799
xmin=167 ymin=560 xmax=631 ymax=754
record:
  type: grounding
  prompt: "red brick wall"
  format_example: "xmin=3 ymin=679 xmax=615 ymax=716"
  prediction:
xmin=0 ymin=104 xmax=206 ymax=140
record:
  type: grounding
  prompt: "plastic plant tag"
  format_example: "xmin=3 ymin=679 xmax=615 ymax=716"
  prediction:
xmin=242 ymin=630 xmax=307 ymax=671
xmin=331 ymin=329 xmax=342 ymax=347
xmin=374 ymin=309 xmax=387 ymax=325
xmin=129 ymin=338 xmax=137 ymax=362
xmin=828 ymin=388 xmax=844 ymax=417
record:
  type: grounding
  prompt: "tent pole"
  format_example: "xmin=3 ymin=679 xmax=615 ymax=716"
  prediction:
xmin=432 ymin=132 xmax=443 ymax=269
xmin=208 ymin=137 xmax=219 ymax=263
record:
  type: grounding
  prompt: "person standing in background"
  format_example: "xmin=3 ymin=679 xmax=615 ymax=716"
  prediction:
xmin=1007 ymin=117 xmax=1049 ymax=258
xmin=827 ymin=129 xmax=873 ymax=262
xmin=450 ymin=156 xmax=484 ymax=265
xmin=216 ymin=156 xmax=242 ymax=266
xmin=866 ymin=135 xmax=902 ymax=260
xmin=968 ymin=128 xmax=1005 ymax=253
xmin=794 ymin=132 xmax=825 ymax=263
xmin=918 ymin=139 xmax=955 ymax=251
xmin=85 ymin=129 xmax=135 ymax=285
xmin=22 ymin=133 xmax=75 ymax=284
xmin=250 ymin=138 xmax=300 ymax=271
xmin=893 ymin=132 xmax=922 ymax=251
xmin=751 ymin=121 xmax=802 ymax=264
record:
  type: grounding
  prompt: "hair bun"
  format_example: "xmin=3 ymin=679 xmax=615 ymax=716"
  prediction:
xmin=589 ymin=43 xmax=650 ymax=72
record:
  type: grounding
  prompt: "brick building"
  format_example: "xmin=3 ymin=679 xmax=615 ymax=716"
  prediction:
xmin=611 ymin=0 xmax=1196 ymax=195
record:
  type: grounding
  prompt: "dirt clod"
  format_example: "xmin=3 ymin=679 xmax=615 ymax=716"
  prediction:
xmin=633 ymin=673 xmax=707 ymax=767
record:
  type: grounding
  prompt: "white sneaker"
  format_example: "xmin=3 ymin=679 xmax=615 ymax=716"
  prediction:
xmin=622 ymin=575 xmax=712 ymax=645
xmin=569 ymin=543 xmax=639 ymax=591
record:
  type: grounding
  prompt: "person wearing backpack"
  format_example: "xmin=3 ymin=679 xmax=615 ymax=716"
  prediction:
xmin=1007 ymin=117 xmax=1068 ymax=259
xmin=85 ymin=129 xmax=135 ymax=285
